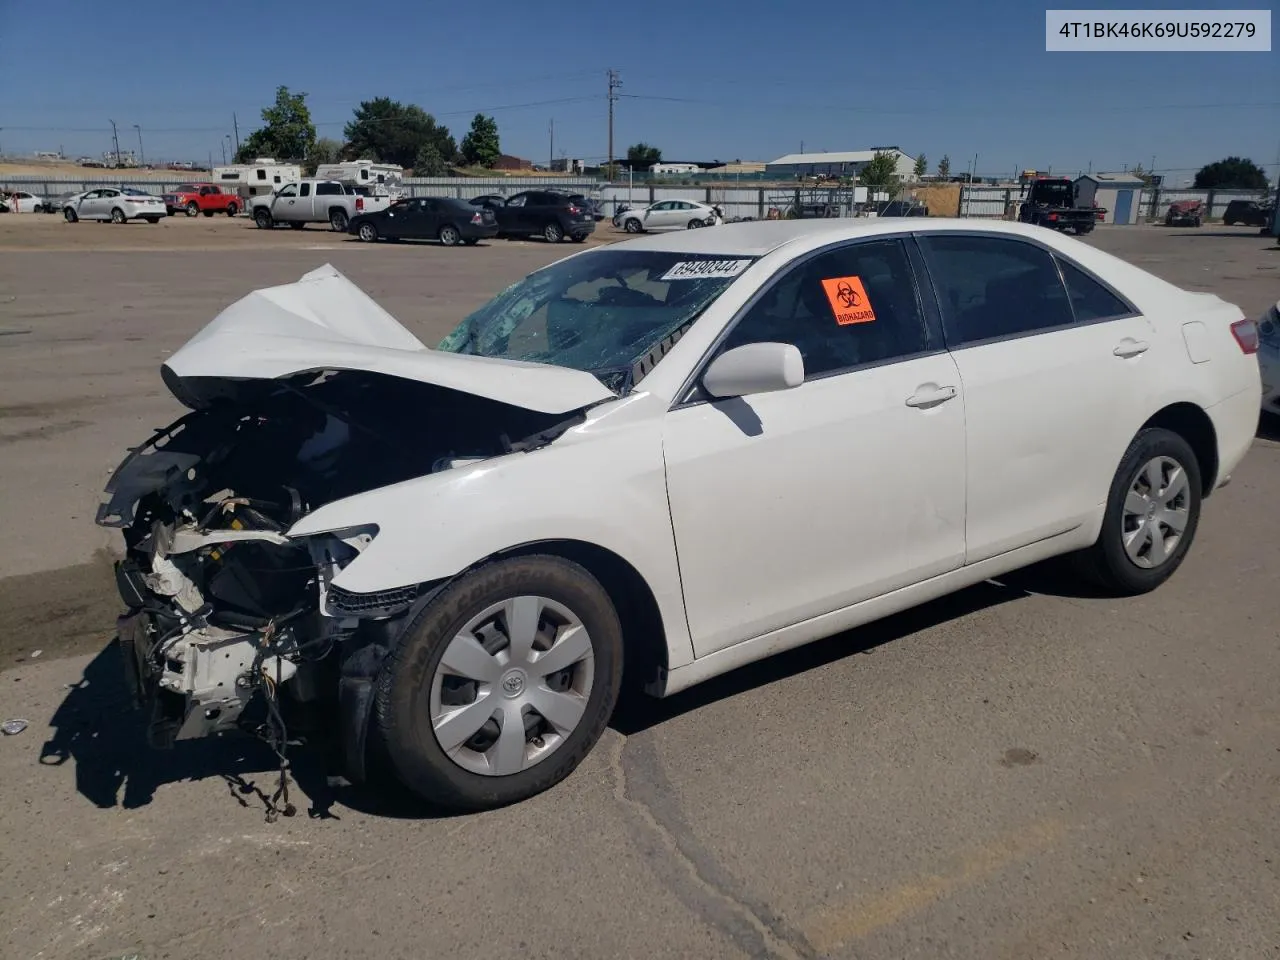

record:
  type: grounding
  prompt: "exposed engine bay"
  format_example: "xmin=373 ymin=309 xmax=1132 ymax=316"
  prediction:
xmin=98 ymin=368 xmax=578 ymax=803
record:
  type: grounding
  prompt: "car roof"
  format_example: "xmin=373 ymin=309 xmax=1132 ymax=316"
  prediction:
xmin=613 ymin=217 xmax=1080 ymax=257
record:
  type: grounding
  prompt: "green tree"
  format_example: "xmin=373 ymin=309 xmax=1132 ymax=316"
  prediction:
xmin=414 ymin=142 xmax=448 ymax=176
xmin=859 ymin=150 xmax=903 ymax=196
xmin=1194 ymin=156 xmax=1268 ymax=190
xmin=913 ymin=154 xmax=928 ymax=178
xmin=343 ymin=98 xmax=456 ymax=169
xmin=626 ymin=142 xmax=662 ymax=170
xmin=459 ymin=114 xmax=501 ymax=167
xmin=234 ymin=86 xmax=317 ymax=163
xmin=936 ymin=154 xmax=951 ymax=179
xmin=1128 ymin=162 xmax=1154 ymax=186
xmin=303 ymin=136 xmax=342 ymax=176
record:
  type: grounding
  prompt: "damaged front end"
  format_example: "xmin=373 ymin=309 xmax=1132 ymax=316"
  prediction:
xmin=98 ymin=368 xmax=581 ymax=778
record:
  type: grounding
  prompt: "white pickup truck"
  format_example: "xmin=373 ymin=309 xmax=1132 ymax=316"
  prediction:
xmin=249 ymin=179 xmax=392 ymax=231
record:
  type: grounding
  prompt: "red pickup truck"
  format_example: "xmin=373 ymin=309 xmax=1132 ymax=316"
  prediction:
xmin=161 ymin=183 xmax=241 ymax=217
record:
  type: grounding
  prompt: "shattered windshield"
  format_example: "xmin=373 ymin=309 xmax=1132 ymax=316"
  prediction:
xmin=436 ymin=249 xmax=756 ymax=389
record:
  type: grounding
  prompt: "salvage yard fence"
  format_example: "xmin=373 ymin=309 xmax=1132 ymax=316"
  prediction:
xmin=4 ymin=174 xmax=1270 ymax=226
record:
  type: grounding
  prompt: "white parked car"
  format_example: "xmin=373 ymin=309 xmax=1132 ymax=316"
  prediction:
xmin=63 ymin=187 xmax=166 ymax=223
xmin=96 ymin=219 xmax=1261 ymax=811
xmin=1259 ymin=299 xmax=1279 ymax=416
xmin=4 ymin=190 xmax=53 ymax=213
xmin=619 ymin=198 xmax=722 ymax=233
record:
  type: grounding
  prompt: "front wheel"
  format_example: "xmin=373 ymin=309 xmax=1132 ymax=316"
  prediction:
xmin=687 ymin=218 xmax=704 ymax=230
xmin=254 ymin=209 xmax=273 ymax=229
xmin=185 ymin=202 xmax=199 ymax=217
xmin=374 ymin=555 xmax=623 ymax=811
xmin=623 ymin=218 xmax=642 ymax=234
xmin=1070 ymin=427 xmax=1202 ymax=595
xmin=226 ymin=203 xmax=238 ymax=217
xmin=329 ymin=209 xmax=349 ymax=232
xmin=63 ymin=207 xmax=78 ymax=223
xmin=439 ymin=224 xmax=461 ymax=246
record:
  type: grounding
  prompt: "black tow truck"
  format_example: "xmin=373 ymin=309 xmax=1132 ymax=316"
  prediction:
xmin=1017 ymin=177 xmax=1104 ymax=235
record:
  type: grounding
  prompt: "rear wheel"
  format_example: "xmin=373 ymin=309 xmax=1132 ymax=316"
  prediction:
xmin=543 ymin=221 xmax=564 ymax=243
xmin=373 ymin=555 xmax=623 ymax=811
xmin=1070 ymin=427 xmax=1202 ymax=595
xmin=329 ymin=209 xmax=349 ymax=232
xmin=254 ymin=209 xmax=273 ymax=229
xmin=110 ymin=207 xmax=126 ymax=224
xmin=357 ymin=222 xmax=379 ymax=243
xmin=185 ymin=201 xmax=199 ymax=217
xmin=439 ymin=224 xmax=461 ymax=246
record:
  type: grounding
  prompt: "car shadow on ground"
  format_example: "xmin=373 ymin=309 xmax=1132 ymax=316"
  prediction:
xmin=1167 ymin=230 xmax=1274 ymax=239
xmin=40 ymin=560 xmax=1106 ymax=820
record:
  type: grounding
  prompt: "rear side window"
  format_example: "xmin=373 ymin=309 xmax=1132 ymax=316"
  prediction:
xmin=299 ymin=183 xmax=312 ymax=197
xmin=1055 ymin=257 xmax=1134 ymax=322
xmin=720 ymin=239 xmax=929 ymax=378
xmin=920 ymin=234 xmax=1073 ymax=346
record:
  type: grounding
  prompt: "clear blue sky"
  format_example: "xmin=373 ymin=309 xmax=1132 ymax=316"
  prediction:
xmin=2 ymin=0 xmax=1276 ymax=183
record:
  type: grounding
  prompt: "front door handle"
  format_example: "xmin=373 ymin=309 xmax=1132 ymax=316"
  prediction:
xmin=1113 ymin=339 xmax=1150 ymax=358
xmin=905 ymin=384 xmax=958 ymax=408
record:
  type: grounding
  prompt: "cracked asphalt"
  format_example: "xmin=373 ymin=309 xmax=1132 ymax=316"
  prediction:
xmin=1 ymin=218 xmax=1278 ymax=960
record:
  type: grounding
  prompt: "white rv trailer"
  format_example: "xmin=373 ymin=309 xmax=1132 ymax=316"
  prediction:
xmin=313 ymin=160 xmax=405 ymax=197
xmin=211 ymin=159 xmax=304 ymax=200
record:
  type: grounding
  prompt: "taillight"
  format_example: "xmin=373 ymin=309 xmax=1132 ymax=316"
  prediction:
xmin=1230 ymin=318 xmax=1259 ymax=354
xmin=567 ymin=205 xmax=579 ymax=214
xmin=1096 ymin=209 xmax=1105 ymax=220
xmin=471 ymin=213 xmax=483 ymax=224
xmin=355 ymin=197 xmax=364 ymax=211
xmin=1047 ymin=213 xmax=1058 ymax=221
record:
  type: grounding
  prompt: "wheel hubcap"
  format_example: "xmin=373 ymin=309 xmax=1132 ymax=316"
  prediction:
xmin=1122 ymin=456 xmax=1190 ymax=569
xmin=429 ymin=595 xmax=594 ymax=777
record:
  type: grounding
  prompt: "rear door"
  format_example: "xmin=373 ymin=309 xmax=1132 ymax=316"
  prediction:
xmin=416 ymin=198 xmax=444 ymax=237
xmin=295 ymin=182 xmax=316 ymax=220
xmin=916 ymin=231 xmax=1157 ymax=563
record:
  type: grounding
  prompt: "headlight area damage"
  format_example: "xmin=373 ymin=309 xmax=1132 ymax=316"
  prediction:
xmin=95 ymin=265 xmax=612 ymax=813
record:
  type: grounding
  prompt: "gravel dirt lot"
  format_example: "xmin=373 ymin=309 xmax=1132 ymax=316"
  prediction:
xmin=0 ymin=218 xmax=1277 ymax=960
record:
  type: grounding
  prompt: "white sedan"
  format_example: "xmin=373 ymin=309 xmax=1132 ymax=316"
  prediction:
xmin=619 ymin=198 xmax=721 ymax=233
xmin=4 ymin=190 xmax=53 ymax=213
xmin=96 ymin=219 xmax=1260 ymax=811
xmin=63 ymin=187 xmax=166 ymax=223
xmin=1259 ymin=299 xmax=1279 ymax=416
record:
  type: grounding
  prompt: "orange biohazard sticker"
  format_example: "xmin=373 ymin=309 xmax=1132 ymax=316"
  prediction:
xmin=820 ymin=275 xmax=877 ymax=325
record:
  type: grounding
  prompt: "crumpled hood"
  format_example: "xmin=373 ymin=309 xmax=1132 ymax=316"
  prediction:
xmin=162 ymin=264 xmax=617 ymax=415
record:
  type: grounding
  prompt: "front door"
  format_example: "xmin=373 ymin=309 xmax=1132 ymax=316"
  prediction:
xmin=663 ymin=237 xmax=967 ymax=656
xmin=916 ymin=232 xmax=1157 ymax=564
xmin=271 ymin=183 xmax=301 ymax=220
xmin=1113 ymin=190 xmax=1133 ymax=224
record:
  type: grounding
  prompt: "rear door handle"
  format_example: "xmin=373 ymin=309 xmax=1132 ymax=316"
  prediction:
xmin=905 ymin=384 xmax=957 ymax=408
xmin=1113 ymin=339 xmax=1150 ymax=358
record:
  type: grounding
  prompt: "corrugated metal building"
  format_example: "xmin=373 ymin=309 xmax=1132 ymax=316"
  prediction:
xmin=765 ymin=149 xmax=917 ymax=180
xmin=1074 ymin=172 xmax=1146 ymax=224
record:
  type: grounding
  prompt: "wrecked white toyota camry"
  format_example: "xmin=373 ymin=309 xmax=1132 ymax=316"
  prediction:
xmin=98 ymin=220 xmax=1260 ymax=811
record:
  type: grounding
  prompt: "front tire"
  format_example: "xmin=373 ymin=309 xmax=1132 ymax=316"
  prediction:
xmin=254 ymin=209 xmax=273 ymax=229
xmin=1071 ymin=427 xmax=1202 ymax=595
xmin=623 ymin=218 xmax=642 ymax=234
xmin=374 ymin=555 xmax=623 ymax=811
xmin=185 ymin=202 xmax=199 ymax=217
xmin=687 ymin=218 xmax=704 ymax=230
xmin=63 ymin=207 xmax=78 ymax=223
xmin=226 ymin=203 xmax=239 ymax=217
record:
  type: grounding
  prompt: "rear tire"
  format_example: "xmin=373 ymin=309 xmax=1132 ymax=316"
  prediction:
xmin=373 ymin=555 xmax=623 ymax=811
xmin=254 ymin=209 xmax=273 ymax=229
xmin=329 ymin=209 xmax=349 ymax=232
xmin=1070 ymin=427 xmax=1202 ymax=596
xmin=543 ymin=221 xmax=564 ymax=243
xmin=357 ymin=222 xmax=379 ymax=243
xmin=439 ymin=224 xmax=461 ymax=246
xmin=110 ymin=208 xmax=126 ymax=224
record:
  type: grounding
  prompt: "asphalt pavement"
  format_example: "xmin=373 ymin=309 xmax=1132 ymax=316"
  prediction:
xmin=1 ymin=220 xmax=1277 ymax=960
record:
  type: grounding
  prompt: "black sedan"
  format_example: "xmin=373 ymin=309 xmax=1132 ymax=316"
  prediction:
xmin=348 ymin=196 xmax=499 ymax=246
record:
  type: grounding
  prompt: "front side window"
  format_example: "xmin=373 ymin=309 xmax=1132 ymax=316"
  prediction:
xmin=920 ymin=234 xmax=1073 ymax=346
xmin=719 ymin=239 xmax=929 ymax=378
xmin=277 ymin=184 xmax=298 ymax=197
xmin=437 ymin=250 xmax=758 ymax=391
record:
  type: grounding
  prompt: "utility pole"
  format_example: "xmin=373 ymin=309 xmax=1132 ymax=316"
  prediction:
xmin=133 ymin=124 xmax=145 ymax=166
xmin=232 ymin=113 xmax=240 ymax=153
xmin=607 ymin=69 xmax=621 ymax=177
xmin=549 ymin=118 xmax=554 ymax=170
xmin=109 ymin=119 xmax=120 ymax=167
xmin=220 ymin=140 xmax=227 ymax=165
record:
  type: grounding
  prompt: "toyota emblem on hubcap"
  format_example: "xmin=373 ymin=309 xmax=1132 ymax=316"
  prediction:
xmin=500 ymin=671 xmax=526 ymax=697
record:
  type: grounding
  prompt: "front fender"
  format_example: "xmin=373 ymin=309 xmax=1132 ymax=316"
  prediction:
xmin=289 ymin=413 xmax=696 ymax=671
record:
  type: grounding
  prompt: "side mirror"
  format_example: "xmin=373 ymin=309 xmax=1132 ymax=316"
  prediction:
xmin=701 ymin=342 xmax=804 ymax=399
